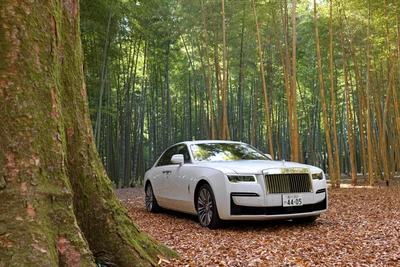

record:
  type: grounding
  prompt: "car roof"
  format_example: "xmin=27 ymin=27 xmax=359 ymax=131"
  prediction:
xmin=176 ymin=140 xmax=244 ymax=146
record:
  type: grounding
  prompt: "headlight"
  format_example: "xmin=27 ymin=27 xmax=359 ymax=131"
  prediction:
xmin=227 ymin=175 xmax=256 ymax=183
xmin=312 ymin=172 xmax=323 ymax=180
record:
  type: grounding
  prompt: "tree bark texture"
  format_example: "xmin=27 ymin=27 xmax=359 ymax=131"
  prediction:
xmin=0 ymin=1 xmax=177 ymax=266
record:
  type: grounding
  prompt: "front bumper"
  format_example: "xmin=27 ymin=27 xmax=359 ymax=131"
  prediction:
xmin=221 ymin=186 xmax=328 ymax=220
xmin=230 ymin=191 xmax=327 ymax=217
xmin=216 ymin=170 xmax=328 ymax=221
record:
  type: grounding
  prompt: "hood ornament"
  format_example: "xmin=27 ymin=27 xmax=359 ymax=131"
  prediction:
xmin=282 ymin=159 xmax=285 ymax=166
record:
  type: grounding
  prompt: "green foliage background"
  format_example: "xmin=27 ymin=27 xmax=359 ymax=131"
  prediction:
xmin=80 ymin=0 xmax=400 ymax=187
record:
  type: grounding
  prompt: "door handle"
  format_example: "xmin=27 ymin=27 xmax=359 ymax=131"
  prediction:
xmin=162 ymin=171 xmax=171 ymax=175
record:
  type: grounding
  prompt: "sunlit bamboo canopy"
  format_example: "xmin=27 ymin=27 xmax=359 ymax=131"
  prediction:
xmin=81 ymin=0 xmax=400 ymax=187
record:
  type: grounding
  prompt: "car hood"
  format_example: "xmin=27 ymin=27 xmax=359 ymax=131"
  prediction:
xmin=194 ymin=160 xmax=323 ymax=174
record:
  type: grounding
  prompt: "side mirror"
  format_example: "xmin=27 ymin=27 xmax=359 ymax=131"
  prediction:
xmin=171 ymin=154 xmax=184 ymax=166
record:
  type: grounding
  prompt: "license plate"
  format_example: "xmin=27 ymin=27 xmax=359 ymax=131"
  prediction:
xmin=283 ymin=194 xmax=303 ymax=207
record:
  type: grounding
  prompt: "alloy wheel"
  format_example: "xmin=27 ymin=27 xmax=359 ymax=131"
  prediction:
xmin=197 ymin=187 xmax=213 ymax=227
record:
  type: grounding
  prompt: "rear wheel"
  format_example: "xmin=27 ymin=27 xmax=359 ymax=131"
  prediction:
xmin=145 ymin=183 xmax=161 ymax=213
xmin=196 ymin=184 xmax=222 ymax=229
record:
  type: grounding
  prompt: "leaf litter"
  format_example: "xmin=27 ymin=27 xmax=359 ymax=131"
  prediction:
xmin=115 ymin=179 xmax=400 ymax=266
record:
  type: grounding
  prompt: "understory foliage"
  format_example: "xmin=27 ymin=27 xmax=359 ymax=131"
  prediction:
xmin=116 ymin=179 xmax=400 ymax=266
xmin=81 ymin=0 xmax=400 ymax=187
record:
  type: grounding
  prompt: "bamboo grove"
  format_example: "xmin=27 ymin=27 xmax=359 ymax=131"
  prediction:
xmin=80 ymin=0 xmax=400 ymax=188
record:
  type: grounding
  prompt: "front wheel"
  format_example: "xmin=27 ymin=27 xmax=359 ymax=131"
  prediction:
xmin=145 ymin=183 xmax=161 ymax=213
xmin=196 ymin=184 xmax=222 ymax=229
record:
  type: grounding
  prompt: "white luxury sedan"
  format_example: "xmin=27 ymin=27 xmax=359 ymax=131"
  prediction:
xmin=144 ymin=140 xmax=328 ymax=228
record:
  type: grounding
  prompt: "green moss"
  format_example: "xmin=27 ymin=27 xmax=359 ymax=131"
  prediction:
xmin=0 ymin=2 xmax=11 ymax=72
xmin=0 ymin=36 xmax=8 ymax=72
xmin=0 ymin=1 xmax=178 ymax=266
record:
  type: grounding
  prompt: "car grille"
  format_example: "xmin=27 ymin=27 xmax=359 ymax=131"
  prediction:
xmin=264 ymin=173 xmax=312 ymax=193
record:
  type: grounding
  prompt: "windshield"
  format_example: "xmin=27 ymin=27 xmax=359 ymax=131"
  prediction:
xmin=190 ymin=143 xmax=270 ymax=162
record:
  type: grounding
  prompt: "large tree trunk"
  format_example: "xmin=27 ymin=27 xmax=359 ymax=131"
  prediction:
xmin=0 ymin=1 xmax=177 ymax=266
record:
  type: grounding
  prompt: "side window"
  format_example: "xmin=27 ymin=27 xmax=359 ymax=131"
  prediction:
xmin=156 ymin=146 xmax=177 ymax=167
xmin=177 ymin=144 xmax=192 ymax=164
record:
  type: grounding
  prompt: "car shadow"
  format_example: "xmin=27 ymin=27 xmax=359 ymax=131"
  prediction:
xmin=161 ymin=208 xmax=199 ymax=223
xmin=224 ymin=219 xmax=320 ymax=230
xmin=159 ymin=208 xmax=324 ymax=231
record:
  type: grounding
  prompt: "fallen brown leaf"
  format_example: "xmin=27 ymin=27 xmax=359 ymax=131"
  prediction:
xmin=116 ymin=178 xmax=400 ymax=266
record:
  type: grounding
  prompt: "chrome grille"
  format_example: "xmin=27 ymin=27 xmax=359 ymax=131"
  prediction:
xmin=264 ymin=173 xmax=312 ymax=193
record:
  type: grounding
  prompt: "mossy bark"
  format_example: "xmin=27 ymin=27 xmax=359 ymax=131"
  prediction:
xmin=0 ymin=1 xmax=177 ymax=266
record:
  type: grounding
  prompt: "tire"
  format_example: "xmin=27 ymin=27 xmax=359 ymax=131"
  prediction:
xmin=145 ymin=183 xmax=161 ymax=213
xmin=196 ymin=184 xmax=222 ymax=229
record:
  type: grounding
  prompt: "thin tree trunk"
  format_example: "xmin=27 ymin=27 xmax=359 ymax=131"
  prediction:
xmin=221 ymin=0 xmax=230 ymax=140
xmin=281 ymin=0 xmax=294 ymax=159
xmin=124 ymin=37 xmax=142 ymax=187
xmin=298 ymin=79 xmax=314 ymax=164
xmin=273 ymin=10 xmax=289 ymax=160
xmin=365 ymin=0 xmax=375 ymax=186
xmin=237 ymin=2 xmax=247 ymax=141
xmin=164 ymin=40 xmax=172 ymax=149
xmin=184 ymin=36 xmax=209 ymax=140
xmin=251 ymin=76 xmax=259 ymax=146
xmin=214 ymin=31 xmax=223 ymax=139
xmin=132 ymin=42 xmax=148 ymax=185
xmin=384 ymin=0 xmax=399 ymax=180
xmin=372 ymin=62 xmax=386 ymax=181
xmin=348 ymin=44 xmax=368 ymax=179
xmin=329 ymin=0 xmax=340 ymax=181
xmin=314 ymin=0 xmax=337 ymax=186
xmin=382 ymin=0 xmax=400 ymax=184
xmin=338 ymin=6 xmax=357 ymax=185
xmin=94 ymin=4 xmax=113 ymax=150
xmin=201 ymin=0 xmax=216 ymax=140
xmin=291 ymin=0 xmax=301 ymax=162
xmin=252 ymin=0 xmax=274 ymax=156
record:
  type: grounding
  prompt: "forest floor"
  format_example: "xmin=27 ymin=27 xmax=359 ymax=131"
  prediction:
xmin=115 ymin=176 xmax=400 ymax=266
